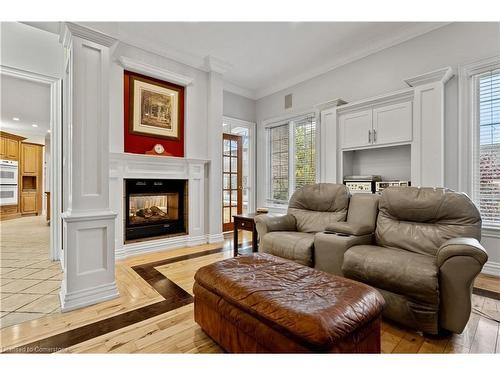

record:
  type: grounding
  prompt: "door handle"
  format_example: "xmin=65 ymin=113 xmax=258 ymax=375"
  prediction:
xmin=373 ymin=129 xmax=377 ymax=143
xmin=368 ymin=130 xmax=372 ymax=143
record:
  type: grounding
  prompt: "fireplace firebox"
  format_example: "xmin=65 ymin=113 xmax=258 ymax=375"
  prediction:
xmin=125 ymin=179 xmax=187 ymax=241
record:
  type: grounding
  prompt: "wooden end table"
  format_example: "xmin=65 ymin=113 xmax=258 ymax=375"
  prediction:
xmin=232 ymin=213 xmax=259 ymax=256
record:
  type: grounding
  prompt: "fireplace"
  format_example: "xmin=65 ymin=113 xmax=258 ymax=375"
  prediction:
xmin=125 ymin=179 xmax=187 ymax=241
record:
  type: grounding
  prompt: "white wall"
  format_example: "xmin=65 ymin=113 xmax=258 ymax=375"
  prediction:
xmin=255 ymin=22 xmax=500 ymax=269
xmin=223 ymin=90 xmax=256 ymax=123
xmin=0 ymin=22 xmax=63 ymax=78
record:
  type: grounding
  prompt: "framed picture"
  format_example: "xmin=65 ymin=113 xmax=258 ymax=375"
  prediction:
xmin=129 ymin=74 xmax=184 ymax=140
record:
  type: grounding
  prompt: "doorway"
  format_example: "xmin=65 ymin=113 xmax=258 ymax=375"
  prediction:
xmin=222 ymin=133 xmax=243 ymax=232
xmin=0 ymin=66 xmax=63 ymax=328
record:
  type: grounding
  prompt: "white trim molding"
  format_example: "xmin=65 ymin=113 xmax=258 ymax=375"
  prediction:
xmin=204 ymin=55 xmax=232 ymax=75
xmin=60 ymin=22 xmax=117 ymax=48
xmin=117 ymin=56 xmax=194 ymax=86
xmin=404 ymin=66 xmax=454 ymax=87
xmin=482 ymin=262 xmax=500 ymax=277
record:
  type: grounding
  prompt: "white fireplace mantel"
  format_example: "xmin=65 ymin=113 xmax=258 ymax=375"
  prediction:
xmin=109 ymin=152 xmax=211 ymax=259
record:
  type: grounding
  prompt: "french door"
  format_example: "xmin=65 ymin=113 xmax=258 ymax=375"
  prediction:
xmin=222 ymin=133 xmax=243 ymax=232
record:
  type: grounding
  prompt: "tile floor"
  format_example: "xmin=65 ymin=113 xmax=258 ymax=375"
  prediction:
xmin=0 ymin=216 xmax=62 ymax=328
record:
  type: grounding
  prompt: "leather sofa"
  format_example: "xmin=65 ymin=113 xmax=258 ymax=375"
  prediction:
xmin=255 ymin=183 xmax=350 ymax=266
xmin=255 ymin=184 xmax=488 ymax=334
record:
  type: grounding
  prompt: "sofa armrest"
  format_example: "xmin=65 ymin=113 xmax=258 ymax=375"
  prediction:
xmin=325 ymin=222 xmax=374 ymax=236
xmin=436 ymin=237 xmax=488 ymax=333
xmin=254 ymin=214 xmax=296 ymax=237
xmin=436 ymin=237 xmax=488 ymax=268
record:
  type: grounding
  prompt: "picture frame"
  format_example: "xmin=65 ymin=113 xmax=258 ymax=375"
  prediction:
xmin=128 ymin=74 xmax=184 ymax=140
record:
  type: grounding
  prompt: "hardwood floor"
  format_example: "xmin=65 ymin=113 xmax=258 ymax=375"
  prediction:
xmin=1 ymin=231 xmax=499 ymax=354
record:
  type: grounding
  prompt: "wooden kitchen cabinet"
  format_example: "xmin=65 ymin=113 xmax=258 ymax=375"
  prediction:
xmin=20 ymin=142 xmax=44 ymax=216
xmin=21 ymin=192 xmax=37 ymax=214
xmin=0 ymin=131 xmax=25 ymax=161
xmin=21 ymin=143 xmax=41 ymax=175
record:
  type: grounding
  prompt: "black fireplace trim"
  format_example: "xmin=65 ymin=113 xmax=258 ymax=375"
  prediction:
xmin=125 ymin=178 xmax=187 ymax=241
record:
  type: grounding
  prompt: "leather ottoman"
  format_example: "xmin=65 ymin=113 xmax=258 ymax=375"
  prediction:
xmin=193 ymin=253 xmax=385 ymax=353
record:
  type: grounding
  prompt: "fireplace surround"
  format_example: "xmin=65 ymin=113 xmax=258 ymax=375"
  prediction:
xmin=125 ymin=178 xmax=187 ymax=241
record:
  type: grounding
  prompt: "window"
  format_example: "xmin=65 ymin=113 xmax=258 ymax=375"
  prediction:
xmin=474 ymin=69 xmax=500 ymax=227
xmin=267 ymin=114 xmax=317 ymax=204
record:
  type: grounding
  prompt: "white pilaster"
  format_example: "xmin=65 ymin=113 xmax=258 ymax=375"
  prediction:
xmin=406 ymin=67 xmax=453 ymax=187
xmin=205 ymin=56 xmax=231 ymax=243
xmin=316 ymin=98 xmax=347 ymax=183
xmin=59 ymin=23 xmax=119 ymax=311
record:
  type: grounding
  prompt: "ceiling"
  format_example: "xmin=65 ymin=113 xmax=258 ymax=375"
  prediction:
xmin=26 ymin=22 xmax=447 ymax=99
xmin=0 ymin=74 xmax=50 ymax=144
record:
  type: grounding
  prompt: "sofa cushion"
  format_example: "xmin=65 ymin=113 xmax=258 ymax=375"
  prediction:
xmin=342 ymin=245 xmax=439 ymax=305
xmin=260 ymin=231 xmax=315 ymax=266
xmin=376 ymin=187 xmax=481 ymax=257
xmin=288 ymin=183 xmax=349 ymax=233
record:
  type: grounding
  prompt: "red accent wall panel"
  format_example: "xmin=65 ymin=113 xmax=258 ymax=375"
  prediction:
xmin=123 ymin=70 xmax=185 ymax=157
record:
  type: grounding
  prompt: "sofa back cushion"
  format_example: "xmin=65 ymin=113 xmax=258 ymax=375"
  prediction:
xmin=288 ymin=183 xmax=349 ymax=233
xmin=376 ymin=187 xmax=481 ymax=256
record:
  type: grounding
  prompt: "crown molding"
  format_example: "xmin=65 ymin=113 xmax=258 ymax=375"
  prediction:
xmin=404 ymin=66 xmax=454 ymax=87
xmin=223 ymin=81 xmax=257 ymax=100
xmin=60 ymin=22 xmax=117 ymax=47
xmin=204 ymin=55 xmax=233 ymax=75
xmin=117 ymin=56 xmax=194 ymax=86
xmin=315 ymin=98 xmax=347 ymax=111
xmin=254 ymin=22 xmax=450 ymax=99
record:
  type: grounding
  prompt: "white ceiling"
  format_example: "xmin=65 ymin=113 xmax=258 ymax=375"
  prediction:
xmin=26 ymin=22 xmax=447 ymax=99
xmin=0 ymin=74 xmax=50 ymax=144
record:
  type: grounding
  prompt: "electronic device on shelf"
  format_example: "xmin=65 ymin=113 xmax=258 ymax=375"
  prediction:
xmin=343 ymin=175 xmax=381 ymax=194
xmin=375 ymin=180 xmax=411 ymax=194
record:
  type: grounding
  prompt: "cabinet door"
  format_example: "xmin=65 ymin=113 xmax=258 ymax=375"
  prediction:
xmin=340 ymin=110 xmax=373 ymax=149
xmin=21 ymin=144 xmax=39 ymax=175
xmin=6 ymin=139 xmax=19 ymax=160
xmin=0 ymin=137 xmax=6 ymax=158
xmin=21 ymin=193 xmax=37 ymax=214
xmin=372 ymin=101 xmax=412 ymax=145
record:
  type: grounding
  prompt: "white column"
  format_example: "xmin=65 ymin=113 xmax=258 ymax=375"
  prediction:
xmin=406 ymin=67 xmax=453 ymax=187
xmin=205 ymin=56 xmax=231 ymax=243
xmin=316 ymin=98 xmax=347 ymax=183
xmin=59 ymin=23 xmax=119 ymax=311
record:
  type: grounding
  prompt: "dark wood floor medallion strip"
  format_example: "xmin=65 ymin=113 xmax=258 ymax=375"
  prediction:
xmin=3 ymin=246 xmax=228 ymax=354
xmin=473 ymin=286 xmax=500 ymax=301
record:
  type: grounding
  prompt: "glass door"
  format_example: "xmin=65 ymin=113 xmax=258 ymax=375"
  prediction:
xmin=222 ymin=133 xmax=243 ymax=232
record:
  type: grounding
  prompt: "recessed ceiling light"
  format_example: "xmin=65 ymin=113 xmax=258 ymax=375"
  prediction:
xmin=32 ymin=124 xmax=38 ymax=128
xmin=47 ymin=129 xmax=51 ymax=133
xmin=12 ymin=117 xmax=20 ymax=121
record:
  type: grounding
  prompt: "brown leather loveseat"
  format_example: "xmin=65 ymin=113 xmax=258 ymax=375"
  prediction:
xmin=255 ymin=184 xmax=488 ymax=335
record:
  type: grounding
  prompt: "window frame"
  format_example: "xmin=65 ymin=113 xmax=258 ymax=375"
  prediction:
xmin=459 ymin=56 xmax=500 ymax=231
xmin=265 ymin=111 xmax=320 ymax=206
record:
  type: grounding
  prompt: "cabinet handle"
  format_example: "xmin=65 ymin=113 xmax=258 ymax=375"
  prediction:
xmin=368 ymin=130 xmax=372 ymax=143
xmin=373 ymin=129 xmax=377 ymax=143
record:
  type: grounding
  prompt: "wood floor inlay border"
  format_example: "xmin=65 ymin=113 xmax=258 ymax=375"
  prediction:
xmin=3 ymin=247 xmax=227 ymax=354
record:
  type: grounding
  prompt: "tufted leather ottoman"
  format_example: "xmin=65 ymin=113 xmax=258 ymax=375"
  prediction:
xmin=193 ymin=253 xmax=385 ymax=353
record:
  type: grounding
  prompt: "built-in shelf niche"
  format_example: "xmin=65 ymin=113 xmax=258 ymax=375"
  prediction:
xmin=22 ymin=175 xmax=37 ymax=191
xmin=342 ymin=144 xmax=411 ymax=182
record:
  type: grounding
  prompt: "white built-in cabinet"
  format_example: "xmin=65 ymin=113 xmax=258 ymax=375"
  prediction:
xmin=340 ymin=101 xmax=412 ymax=150
xmin=318 ymin=66 xmax=453 ymax=187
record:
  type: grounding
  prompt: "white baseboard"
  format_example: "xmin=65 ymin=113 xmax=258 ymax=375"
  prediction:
xmin=207 ymin=233 xmax=224 ymax=244
xmin=115 ymin=233 xmax=224 ymax=260
xmin=482 ymin=261 xmax=500 ymax=277
xmin=59 ymin=281 xmax=120 ymax=312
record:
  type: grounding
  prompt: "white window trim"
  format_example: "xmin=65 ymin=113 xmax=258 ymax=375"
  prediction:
xmin=264 ymin=110 xmax=320 ymax=207
xmin=458 ymin=55 xmax=500 ymax=231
